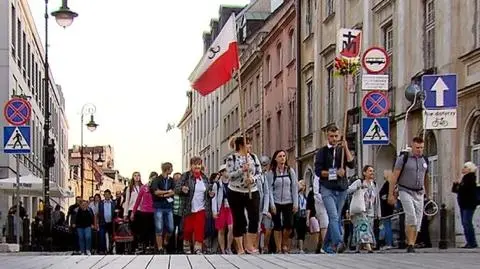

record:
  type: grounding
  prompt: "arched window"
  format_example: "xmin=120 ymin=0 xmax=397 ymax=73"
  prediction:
xmin=420 ymin=130 xmax=438 ymax=200
xmin=469 ymin=115 xmax=480 ymax=178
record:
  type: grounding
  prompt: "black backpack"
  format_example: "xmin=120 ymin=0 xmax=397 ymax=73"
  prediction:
xmin=396 ymin=151 xmax=429 ymax=190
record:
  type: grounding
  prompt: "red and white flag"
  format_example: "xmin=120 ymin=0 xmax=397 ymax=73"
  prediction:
xmin=190 ymin=13 xmax=239 ymax=96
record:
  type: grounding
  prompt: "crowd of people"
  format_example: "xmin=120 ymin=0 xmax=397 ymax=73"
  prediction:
xmin=63 ymin=126 xmax=478 ymax=255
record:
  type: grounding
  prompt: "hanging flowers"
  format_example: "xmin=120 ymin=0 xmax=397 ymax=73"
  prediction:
xmin=334 ymin=56 xmax=361 ymax=77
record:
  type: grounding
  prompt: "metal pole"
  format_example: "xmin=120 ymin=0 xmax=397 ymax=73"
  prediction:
xmin=91 ymin=151 xmax=94 ymax=197
xmin=295 ymin=0 xmax=303 ymax=176
xmin=80 ymin=114 xmax=84 ymax=199
xmin=15 ymin=155 xmax=20 ymax=245
xmin=42 ymin=0 xmax=52 ymax=237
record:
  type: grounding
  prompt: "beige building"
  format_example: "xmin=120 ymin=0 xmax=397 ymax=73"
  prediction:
xmin=295 ymin=0 xmax=480 ymax=246
xmin=0 ymin=0 xmax=71 ymax=221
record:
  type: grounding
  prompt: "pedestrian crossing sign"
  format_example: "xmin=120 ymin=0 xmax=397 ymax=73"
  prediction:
xmin=3 ymin=126 xmax=31 ymax=154
xmin=362 ymin=117 xmax=390 ymax=145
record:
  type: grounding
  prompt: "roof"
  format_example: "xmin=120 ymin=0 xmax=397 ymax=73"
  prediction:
xmin=177 ymin=107 xmax=192 ymax=128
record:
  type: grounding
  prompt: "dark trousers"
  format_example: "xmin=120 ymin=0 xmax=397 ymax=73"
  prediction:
xmin=227 ymin=190 xmax=260 ymax=237
xmin=168 ymin=214 xmax=184 ymax=253
xmin=138 ymin=211 xmax=156 ymax=249
xmin=99 ymin=222 xmax=113 ymax=253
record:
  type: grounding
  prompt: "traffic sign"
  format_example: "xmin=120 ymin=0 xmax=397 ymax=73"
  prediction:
xmin=3 ymin=126 xmax=31 ymax=154
xmin=422 ymin=74 xmax=457 ymax=109
xmin=361 ymin=47 xmax=389 ymax=74
xmin=423 ymin=109 xmax=457 ymax=130
xmin=3 ymin=98 xmax=32 ymax=126
xmin=362 ymin=74 xmax=389 ymax=90
xmin=362 ymin=91 xmax=390 ymax=117
xmin=336 ymin=28 xmax=362 ymax=58
xmin=362 ymin=117 xmax=390 ymax=145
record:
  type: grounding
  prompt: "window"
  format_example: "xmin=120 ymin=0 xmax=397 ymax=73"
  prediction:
xmin=265 ymin=55 xmax=272 ymax=82
xmin=327 ymin=66 xmax=335 ymax=123
xmin=306 ymin=81 xmax=313 ymax=134
xmin=383 ymin=22 xmax=394 ymax=109
xmin=276 ymin=43 xmax=283 ymax=72
xmin=249 ymin=81 xmax=254 ymax=109
xmin=27 ymin=43 xmax=31 ymax=86
xmin=11 ymin=5 xmax=16 ymax=57
xmin=215 ymin=96 xmax=219 ymax=125
xmin=424 ymin=0 xmax=435 ymax=69
xmin=22 ymin=32 xmax=26 ymax=77
xmin=289 ymin=30 xmax=295 ymax=61
xmin=326 ymin=0 xmax=335 ymax=17
xmin=256 ymin=75 xmax=261 ymax=104
xmin=266 ymin=118 xmax=271 ymax=155
xmin=17 ymin=19 xmax=21 ymax=65
xmin=277 ymin=111 xmax=282 ymax=149
xmin=305 ymin=0 xmax=312 ymax=36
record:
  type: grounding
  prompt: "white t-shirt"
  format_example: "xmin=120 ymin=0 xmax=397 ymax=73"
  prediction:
xmin=192 ymin=180 xmax=206 ymax=213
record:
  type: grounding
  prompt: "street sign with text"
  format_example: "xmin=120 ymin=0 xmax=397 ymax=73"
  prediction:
xmin=362 ymin=74 xmax=389 ymax=90
xmin=422 ymin=74 xmax=457 ymax=109
xmin=423 ymin=109 xmax=457 ymax=130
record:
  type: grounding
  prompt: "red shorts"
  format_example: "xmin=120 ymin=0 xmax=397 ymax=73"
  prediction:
xmin=183 ymin=210 xmax=206 ymax=244
xmin=215 ymin=206 xmax=233 ymax=230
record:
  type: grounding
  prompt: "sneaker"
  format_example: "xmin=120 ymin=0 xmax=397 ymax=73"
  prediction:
xmin=225 ymin=249 xmax=233 ymax=255
xmin=381 ymin=245 xmax=393 ymax=251
xmin=298 ymin=250 xmax=305 ymax=254
xmin=406 ymin=245 xmax=415 ymax=253
xmin=336 ymin=243 xmax=346 ymax=254
xmin=86 ymin=250 xmax=91 ymax=256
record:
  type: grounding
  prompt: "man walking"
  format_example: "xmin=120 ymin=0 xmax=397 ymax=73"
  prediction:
xmin=314 ymin=126 xmax=355 ymax=253
xmin=388 ymin=137 xmax=430 ymax=253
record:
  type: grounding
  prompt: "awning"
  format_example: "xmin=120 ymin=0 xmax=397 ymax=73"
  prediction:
xmin=0 ymin=174 xmax=74 ymax=198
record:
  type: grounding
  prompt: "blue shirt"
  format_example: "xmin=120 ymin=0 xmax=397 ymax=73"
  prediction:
xmin=103 ymin=200 xmax=113 ymax=223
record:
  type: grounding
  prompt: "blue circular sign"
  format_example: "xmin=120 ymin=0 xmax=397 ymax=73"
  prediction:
xmin=362 ymin=91 xmax=390 ymax=117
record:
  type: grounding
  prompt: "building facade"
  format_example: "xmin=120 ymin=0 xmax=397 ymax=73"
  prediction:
xmin=177 ymin=91 xmax=193 ymax=172
xmin=0 ymin=0 xmax=70 ymax=220
xmin=260 ymin=0 xmax=296 ymax=162
xmin=295 ymin=0 xmax=480 ymax=246
xmin=68 ymin=145 xmax=125 ymax=200
xmin=186 ymin=6 xmax=244 ymax=173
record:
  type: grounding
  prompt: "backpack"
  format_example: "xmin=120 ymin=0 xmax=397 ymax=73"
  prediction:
xmin=272 ymin=166 xmax=293 ymax=191
xmin=396 ymin=152 xmax=429 ymax=191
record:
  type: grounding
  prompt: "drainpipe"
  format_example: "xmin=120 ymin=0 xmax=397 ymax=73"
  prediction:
xmin=295 ymin=0 xmax=303 ymax=176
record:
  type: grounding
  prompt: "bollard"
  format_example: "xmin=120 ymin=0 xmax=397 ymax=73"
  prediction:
xmin=438 ymin=203 xmax=448 ymax=249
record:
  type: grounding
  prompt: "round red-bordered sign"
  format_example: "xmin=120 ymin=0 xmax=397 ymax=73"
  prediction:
xmin=361 ymin=91 xmax=390 ymax=117
xmin=3 ymin=98 xmax=32 ymax=126
xmin=361 ymin=46 xmax=390 ymax=74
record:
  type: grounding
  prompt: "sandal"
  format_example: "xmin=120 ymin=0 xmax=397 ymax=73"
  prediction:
xmin=245 ymin=248 xmax=259 ymax=255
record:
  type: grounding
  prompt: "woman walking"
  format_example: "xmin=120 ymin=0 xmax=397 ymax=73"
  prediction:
xmin=347 ymin=165 xmax=381 ymax=253
xmin=213 ymin=165 xmax=234 ymax=254
xmin=226 ymin=136 xmax=262 ymax=254
xmin=267 ymin=150 xmax=298 ymax=253
xmin=295 ymin=180 xmax=308 ymax=253
xmin=124 ymin=172 xmax=143 ymax=251
xmin=452 ymin=161 xmax=478 ymax=248
xmin=131 ymin=172 xmax=156 ymax=253
xmin=176 ymin=157 xmax=213 ymax=254
xmin=73 ymin=200 xmax=96 ymax=255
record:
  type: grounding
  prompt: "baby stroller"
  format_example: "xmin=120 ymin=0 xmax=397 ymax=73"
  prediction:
xmin=112 ymin=217 xmax=134 ymax=254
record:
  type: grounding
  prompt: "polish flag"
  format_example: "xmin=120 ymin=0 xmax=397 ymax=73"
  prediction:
xmin=190 ymin=13 xmax=239 ymax=96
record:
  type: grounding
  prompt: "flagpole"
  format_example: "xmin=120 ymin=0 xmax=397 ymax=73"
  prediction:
xmin=341 ymin=75 xmax=350 ymax=169
xmin=236 ymin=68 xmax=252 ymax=199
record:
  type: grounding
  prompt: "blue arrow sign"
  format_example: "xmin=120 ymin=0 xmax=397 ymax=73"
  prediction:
xmin=422 ymin=74 xmax=457 ymax=109
xmin=3 ymin=126 xmax=31 ymax=154
xmin=362 ymin=117 xmax=390 ymax=145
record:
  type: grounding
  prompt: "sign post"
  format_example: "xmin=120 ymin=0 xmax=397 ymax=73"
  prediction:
xmin=422 ymin=74 xmax=458 ymax=130
xmin=3 ymin=97 xmax=32 ymax=245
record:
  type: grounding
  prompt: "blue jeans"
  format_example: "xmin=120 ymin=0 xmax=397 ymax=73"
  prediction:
xmin=154 ymin=208 xmax=174 ymax=234
xmin=321 ymin=185 xmax=347 ymax=249
xmin=382 ymin=218 xmax=393 ymax=246
xmin=461 ymin=208 xmax=478 ymax=247
xmin=77 ymin=227 xmax=92 ymax=254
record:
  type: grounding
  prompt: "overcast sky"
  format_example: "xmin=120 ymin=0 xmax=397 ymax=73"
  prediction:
xmin=28 ymin=0 xmax=250 ymax=181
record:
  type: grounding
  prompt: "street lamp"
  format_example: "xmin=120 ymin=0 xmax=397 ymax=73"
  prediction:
xmin=51 ymin=0 xmax=78 ymax=28
xmin=43 ymin=0 xmax=78 ymax=244
xmin=91 ymin=149 xmax=105 ymax=197
xmin=80 ymin=103 xmax=98 ymax=199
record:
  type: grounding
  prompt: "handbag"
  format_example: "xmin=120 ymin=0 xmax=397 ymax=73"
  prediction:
xmin=349 ymin=188 xmax=366 ymax=214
